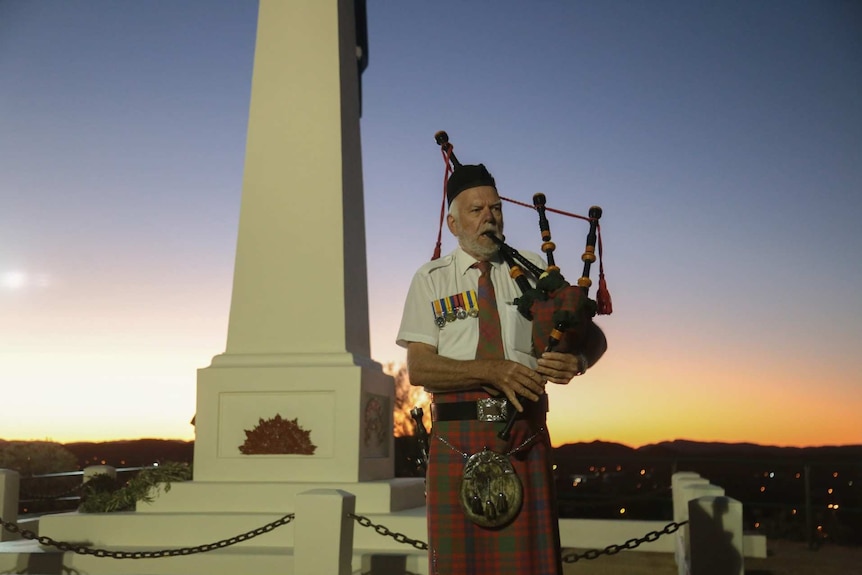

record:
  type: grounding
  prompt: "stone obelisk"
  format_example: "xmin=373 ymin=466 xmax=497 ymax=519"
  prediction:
xmin=193 ymin=0 xmax=393 ymax=483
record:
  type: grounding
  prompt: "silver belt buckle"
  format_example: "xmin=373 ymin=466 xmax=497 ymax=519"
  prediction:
xmin=476 ymin=398 xmax=509 ymax=422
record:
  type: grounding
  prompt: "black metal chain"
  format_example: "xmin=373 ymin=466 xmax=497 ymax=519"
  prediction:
xmin=349 ymin=512 xmax=428 ymax=550
xmin=2 ymin=511 xmax=684 ymax=563
xmin=350 ymin=512 xmax=687 ymax=563
xmin=561 ymin=520 xmax=688 ymax=563
xmin=0 ymin=513 xmax=294 ymax=559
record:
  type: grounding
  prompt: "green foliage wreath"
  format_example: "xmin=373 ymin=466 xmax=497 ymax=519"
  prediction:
xmin=79 ymin=462 xmax=192 ymax=513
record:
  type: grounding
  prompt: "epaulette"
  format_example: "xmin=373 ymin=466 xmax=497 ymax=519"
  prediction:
xmin=417 ymin=253 xmax=456 ymax=276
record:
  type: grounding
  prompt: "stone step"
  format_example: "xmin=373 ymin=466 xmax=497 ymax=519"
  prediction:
xmin=138 ymin=478 xmax=425 ymax=514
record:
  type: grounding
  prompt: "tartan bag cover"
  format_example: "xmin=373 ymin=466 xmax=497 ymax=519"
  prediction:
xmin=529 ymin=283 xmax=594 ymax=354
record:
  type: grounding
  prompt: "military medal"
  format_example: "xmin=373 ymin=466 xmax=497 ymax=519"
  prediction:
xmin=431 ymin=300 xmax=446 ymax=328
xmin=455 ymin=293 xmax=467 ymax=320
xmin=440 ymin=296 xmax=454 ymax=322
xmin=464 ymin=290 xmax=479 ymax=318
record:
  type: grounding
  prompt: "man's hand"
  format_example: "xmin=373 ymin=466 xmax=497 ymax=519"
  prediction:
xmin=537 ymin=351 xmax=587 ymax=384
xmin=483 ymin=359 xmax=546 ymax=412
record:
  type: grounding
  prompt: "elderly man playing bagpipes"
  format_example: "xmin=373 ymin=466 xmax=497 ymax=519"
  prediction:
xmin=397 ymin=133 xmax=610 ymax=575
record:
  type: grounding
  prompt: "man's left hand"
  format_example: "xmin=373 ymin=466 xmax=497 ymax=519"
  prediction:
xmin=536 ymin=351 xmax=588 ymax=384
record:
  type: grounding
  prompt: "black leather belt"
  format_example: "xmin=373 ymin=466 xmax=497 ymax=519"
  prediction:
xmin=431 ymin=395 xmax=548 ymax=422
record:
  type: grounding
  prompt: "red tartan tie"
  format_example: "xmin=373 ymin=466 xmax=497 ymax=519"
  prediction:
xmin=475 ymin=261 xmax=505 ymax=359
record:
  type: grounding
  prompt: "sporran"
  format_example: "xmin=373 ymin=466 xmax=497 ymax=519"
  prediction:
xmin=458 ymin=448 xmax=523 ymax=528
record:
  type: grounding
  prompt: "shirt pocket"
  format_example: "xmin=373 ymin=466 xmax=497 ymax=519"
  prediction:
xmin=437 ymin=314 xmax=478 ymax=361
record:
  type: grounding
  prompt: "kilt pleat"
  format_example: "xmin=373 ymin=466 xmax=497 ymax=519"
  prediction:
xmin=427 ymin=391 xmax=562 ymax=575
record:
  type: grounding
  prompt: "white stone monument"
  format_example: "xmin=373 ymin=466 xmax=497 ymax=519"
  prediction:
xmin=194 ymin=0 xmax=394 ymax=484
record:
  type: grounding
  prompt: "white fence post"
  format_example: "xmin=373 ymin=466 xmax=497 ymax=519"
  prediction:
xmin=672 ymin=472 xmax=729 ymax=575
xmin=672 ymin=472 xmax=706 ymax=574
xmin=689 ymin=495 xmax=744 ymax=575
xmin=0 ymin=469 xmax=20 ymax=542
xmin=295 ymin=489 xmax=356 ymax=575
xmin=672 ymin=472 xmax=705 ymax=525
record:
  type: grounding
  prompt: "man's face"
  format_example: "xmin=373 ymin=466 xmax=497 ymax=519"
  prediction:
xmin=447 ymin=185 xmax=504 ymax=261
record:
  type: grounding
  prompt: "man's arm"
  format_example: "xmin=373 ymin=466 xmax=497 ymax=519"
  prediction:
xmin=406 ymin=342 xmax=546 ymax=412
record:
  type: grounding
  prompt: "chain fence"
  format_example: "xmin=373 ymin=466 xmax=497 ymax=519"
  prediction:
xmin=1 ymin=510 xmax=684 ymax=564
xmin=560 ymin=520 xmax=687 ymax=563
xmin=0 ymin=513 xmax=294 ymax=559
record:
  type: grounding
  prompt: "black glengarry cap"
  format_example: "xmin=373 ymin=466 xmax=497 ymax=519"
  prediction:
xmin=446 ymin=164 xmax=496 ymax=206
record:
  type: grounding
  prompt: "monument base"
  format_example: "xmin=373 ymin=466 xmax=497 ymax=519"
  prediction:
xmin=194 ymin=352 xmax=395 ymax=483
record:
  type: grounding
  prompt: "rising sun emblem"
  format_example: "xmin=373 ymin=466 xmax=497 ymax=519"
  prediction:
xmin=239 ymin=414 xmax=317 ymax=455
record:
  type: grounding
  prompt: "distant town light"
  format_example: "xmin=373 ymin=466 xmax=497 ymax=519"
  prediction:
xmin=827 ymin=488 xmax=833 ymax=495
xmin=768 ymin=472 xmax=774 ymax=478
xmin=833 ymin=472 xmax=839 ymax=478
xmin=754 ymin=522 xmax=760 ymax=529
xmin=791 ymin=509 xmax=797 ymax=515
xmin=795 ymin=472 xmax=801 ymax=479
xmin=833 ymin=504 xmax=840 ymax=510
xmin=619 ymin=507 xmax=626 ymax=515
xmin=639 ymin=468 xmax=646 ymax=476
xmin=760 ymin=486 xmax=766 ymax=493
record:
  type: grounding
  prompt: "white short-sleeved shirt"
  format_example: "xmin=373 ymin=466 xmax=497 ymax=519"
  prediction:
xmin=396 ymin=247 xmax=546 ymax=371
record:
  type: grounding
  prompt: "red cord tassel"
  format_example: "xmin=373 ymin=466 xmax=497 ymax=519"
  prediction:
xmin=431 ymin=148 xmax=454 ymax=260
xmin=596 ymin=272 xmax=613 ymax=315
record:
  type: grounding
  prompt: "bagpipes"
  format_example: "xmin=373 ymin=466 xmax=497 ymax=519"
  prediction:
xmin=433 ymin=131 xmax=613 ymax=440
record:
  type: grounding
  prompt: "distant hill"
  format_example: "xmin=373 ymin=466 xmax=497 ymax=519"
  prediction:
xmin=554 ymin=440 xmax=635 ymax=461
xmin=4 ymin=437 xmax=860 ymax=471
xmin=553 ymin=439 xmax=862 ymax=462
xmin=61 ymin=439 xmax=194 ymax=468
xmin=637 ymin=440 xmax=862 ymax=461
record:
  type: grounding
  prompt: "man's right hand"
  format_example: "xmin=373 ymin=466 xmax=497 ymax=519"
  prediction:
xmin=482 ymin=359 xmax=546 ymax=412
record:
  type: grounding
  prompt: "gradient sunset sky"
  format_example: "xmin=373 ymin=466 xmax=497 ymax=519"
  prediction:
xmin=2 ymin=1 xmax=860 ymax=447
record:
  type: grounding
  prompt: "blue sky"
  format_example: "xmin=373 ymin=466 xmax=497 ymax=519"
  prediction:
xmin=1 ymin=1 xmax=860 ymax=446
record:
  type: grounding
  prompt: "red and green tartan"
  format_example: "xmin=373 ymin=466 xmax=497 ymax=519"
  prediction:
xmin=427 ymin=390 xmax=562 ymax=575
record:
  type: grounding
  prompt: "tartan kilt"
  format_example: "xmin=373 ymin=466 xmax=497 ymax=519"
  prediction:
xmin=427 ymin=390 xmax=562 ymax=575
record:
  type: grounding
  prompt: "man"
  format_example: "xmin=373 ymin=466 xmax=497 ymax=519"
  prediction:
xmin=397 ymin=163 xmax=607 ymax=574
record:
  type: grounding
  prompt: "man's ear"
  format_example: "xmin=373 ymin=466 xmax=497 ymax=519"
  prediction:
xmin=446 ymin=213 xmax=457 ymax=235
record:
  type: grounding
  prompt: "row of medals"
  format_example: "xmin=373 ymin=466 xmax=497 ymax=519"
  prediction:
xmin=433 ymin=291 xmax=479 ymax=328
